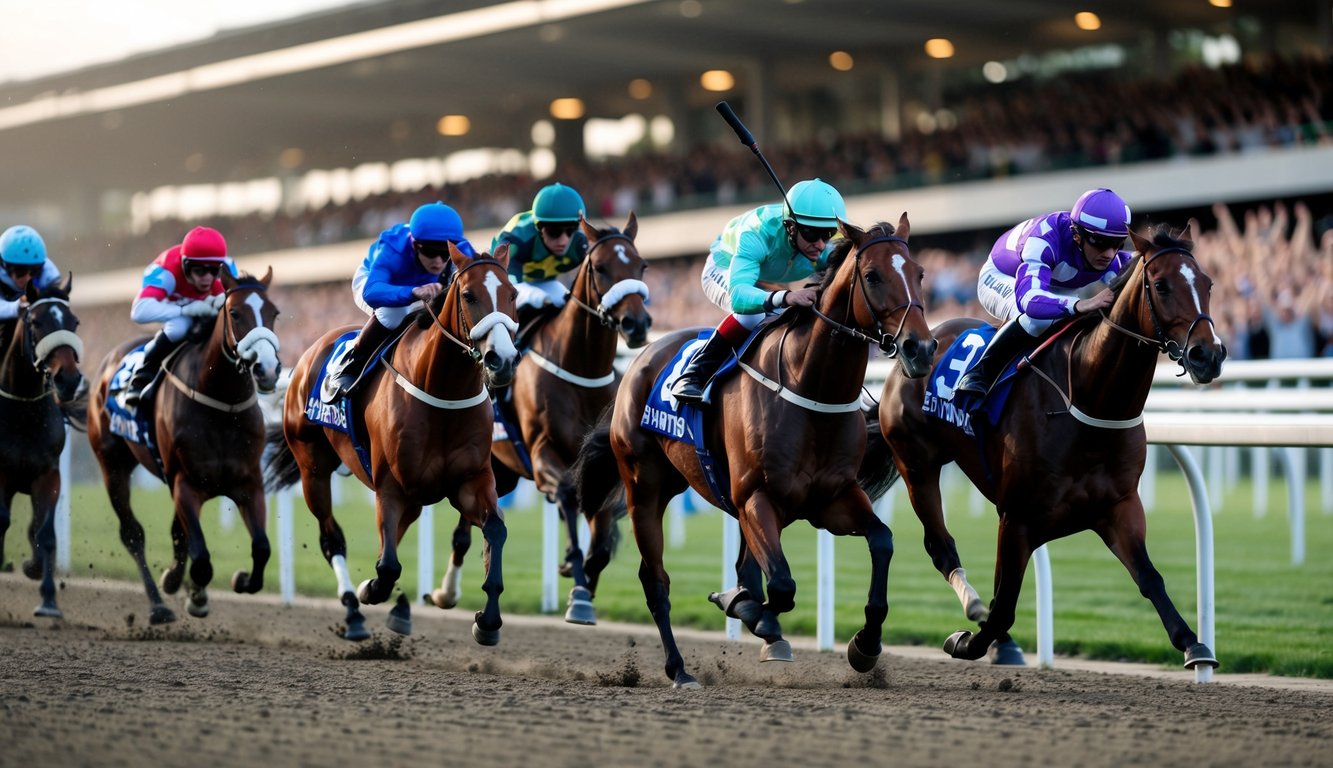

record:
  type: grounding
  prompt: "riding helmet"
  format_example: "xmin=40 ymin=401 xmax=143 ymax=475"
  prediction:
xmin=408 ymin=202 xmax=465 ymax=243
xmin=532 ymin=183 xmax=585 ymax=224
xmin=784 ymin=179 xmax=846 ymax=227
xmin=0 ymin=225 xmax=48 ymax=267
xmin=1070 ymin=188 xmax=1131 ymax=238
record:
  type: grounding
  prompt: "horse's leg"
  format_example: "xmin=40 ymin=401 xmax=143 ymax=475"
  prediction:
xmin=628 ymin=473 xmax=697 ymax=688
xmin=430 ymin=514 xmax=470 ymax=609
xmin=904 ymin=463 xmax=987 ymax=622
xmin=820 ymin=488 xmax=895 ymax=673
xmin=554 ymin=473 xmax=597 ymax=625
xmin=735 ymin=490 xmax=801 ymax=662
xmin=96 ymin=444 xmax=175 ymax=624
xmin=356 ymin=493 xmax=406 ymax=606
xmin=28 ymin=470 xmax=62 ymax=618
xmin=1097 ymin=497 xmax=1217 ymax=669
xmin=454 ymin=473 xmax=506 ymax=646
xmin=160 ymin=515 xmax=188 ymax=595
xmin=171 ymin=480 xmax=213 ymax=618
xmin=227 ymin=485 xmax=271 ymax=595
xmin=709 ymin=543 xmax=786 ymax=645
xmin=945 ymin=516 xmax=1032 ymax=661
xmin=300 ymin=455 xmax=367 ymax=641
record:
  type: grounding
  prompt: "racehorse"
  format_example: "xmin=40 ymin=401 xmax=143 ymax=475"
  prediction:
xmin=264 ymin=245 xmax=518 ymax=643
xmin=0 ymin=276 xmax=84 ymax=618
xmin=438 ymin=214 xmax=651 ymax=623
xmin=573 ymin=217 xmax=936 ymax=687
xmin=877 ymin=224 xmax=1226 ymax=669
xmin=87 ymin=269 xmax=282 ymax=625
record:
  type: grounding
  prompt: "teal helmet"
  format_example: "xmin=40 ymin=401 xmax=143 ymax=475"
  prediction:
xmin=532 ymin=183 xmax=585 ymax=224
xmin=1 ymin=225 xmax=48 ymax=267
xmin=409 ymin=202 xmax=465 ymax=243
xmin=784 ymin=178 xmax=846 ymax=227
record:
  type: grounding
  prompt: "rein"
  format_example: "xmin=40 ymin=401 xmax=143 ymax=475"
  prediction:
xmin=426 ymin=257 xmax=511 ymax=364
xmin=810 ymin=235 xmax=922 ymax=357
xmin=218 ymin=283 xmax=280 ymax=372
xmin=0 ymin=296 xmax=83 ymax=402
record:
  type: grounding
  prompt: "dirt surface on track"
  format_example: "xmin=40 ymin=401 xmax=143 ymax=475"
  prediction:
xmin=2 ymin=573 xmax=1329 ymax=768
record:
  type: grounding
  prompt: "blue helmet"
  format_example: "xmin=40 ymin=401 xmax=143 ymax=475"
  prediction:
xmin=1 ymin=225 xmax=47 ymax=267
xmin=784 ymin=179 xmax=846 ymax=227
xmin=532 ymin=183 xmax=585 ymax=224
xmin=408 ymin=202 xmax=465 ymax=242
xmin=1070 ymin=188 xmax=1131 ymax=238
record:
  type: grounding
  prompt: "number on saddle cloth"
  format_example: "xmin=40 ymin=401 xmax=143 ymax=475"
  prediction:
xmin=923 ymin=325 xmax=1030 ymax=436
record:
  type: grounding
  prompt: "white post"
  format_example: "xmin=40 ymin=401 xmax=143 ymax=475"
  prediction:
xmin=330 ymin=469 xmax=344 ymax=507
xmin=1166 ymin=444 xmax=1215 ymax=684
xmin=816 ymin=529 xmax=835 ymax=652
xmin=1207 ymin=446 xmax=1224 ymax=514
xmin=219 ymin=497 xmax=237 ymax=531
xmin=1033 ymin=544 xmax=1053 ymax=669
xmin=56 ymin=427 xmax=71 ymax=573
xmin=721 ymin=514 xmax=740 ymax=640
xmin=667 ymin=495 xmax=686 ymax=549
xmin=541 ymin=496 xmax=558 ymax=613
xmin=417 ymin=505 xmax=434 ymax=605
xmin=1281 ymin=447 xmax=1306 ymax=566
xmin=1139 ymin=444 xmax=1156 ymax=513
xmin=276 ymin=489 xmax=295 ymax=605
xmin=1322 ymin=447 xmax=1333 ymax=515
xmin=1253 ymin=446 xmax=1269 ymax=518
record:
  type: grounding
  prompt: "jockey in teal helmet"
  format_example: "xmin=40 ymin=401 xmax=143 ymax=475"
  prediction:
xmin=492 ymin=182 xmax=589 ymax=326
xmin=670 ymin=178 xmax=847 ymax=405
xmin=1 ymin=225 xmax=62 ymax=321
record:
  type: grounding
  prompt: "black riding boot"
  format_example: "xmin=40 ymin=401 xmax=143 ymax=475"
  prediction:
xmin=325 ymin=316 xmax=395 ymax=401
xmin=953 ymin=320 xmax=1035 ymax=401
xmin=670 ymin=332 xmax=737 ymax=405
xmin=121 ymin=331 xmax=185 ymax=408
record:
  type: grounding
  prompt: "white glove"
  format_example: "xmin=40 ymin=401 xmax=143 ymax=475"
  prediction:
xmin=514 ymin=282 xmax=550 ymax=311
xmin=207 ymin=293 xmax=227 ymax=311
xmin=182 ymin=300 xmax=219 ymax=318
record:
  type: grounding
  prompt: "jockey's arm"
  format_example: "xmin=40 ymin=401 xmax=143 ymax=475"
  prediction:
xmin=724 ymin=233 xmax=774 ymax=315
xmin=1014 ymin=237 xmax=1076 ymax=320
xmin=130 ymin=295 xmax=183 ymax=324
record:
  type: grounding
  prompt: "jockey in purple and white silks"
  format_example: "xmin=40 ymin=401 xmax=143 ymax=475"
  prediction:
xmin=954 ymin=188 xmax=1134 ymax=404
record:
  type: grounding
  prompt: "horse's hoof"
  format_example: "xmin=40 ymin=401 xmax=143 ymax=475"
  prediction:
xmin=186 ymin=592 xmax=210 ymax=618
xmin=943 ymin=630 xmax=974 ymax=659
xmin=342 ymin=619 xmax=370 ymax=642
xmin=1 ymin=561 xmax=13 ymax=573
xmin=386 ymin=594 xmax=412 ymax=636
xmin=230 ymin=570 xmax=251 ymax=593
xmin=160 ymin=568 xmax=182 ymax=595
xmin=33 ymin=603 xmax=63 ymax=619
xmin=471 ymin=622 xmax=500 ymax=647
xmin=557 ymin=561 xmax=573 ymax=579
xmin=564 ymin=587 xmax=596 ymax=625
xmin=673 ymin=673 xmax=701 ymax=690
xmin=760 ymin=639 xmax=794 ymax=663
xmin=149 ymin=605 xmax=177 ymax=625
xmin=846 ymin=632 xmax=882 ymax=673
xmin=1184 ymin=642 xmax=1219 ymax=670
xmin=21 ymin=559 xmax=40 ymax=581
xmin=427 ymin=589 xmax=457 ymax=609
xmin=988 ymin=639 xmax=1026 ymax=666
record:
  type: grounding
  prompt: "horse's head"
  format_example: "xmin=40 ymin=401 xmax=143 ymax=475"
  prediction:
xmin=443 ymin=243 xmax=519 ymax=388
xmin=1121 ymin=225 xmax=1227 ymax=384
xmin=831 ymin=215 xmax=937 ymax=378
xmin=22 ymin=275 xmax=85 ymax=402
xmin=219 ymin=267 xmax=283 ymax=393
xmin=576 ymin=213 xmax=652 ymax=348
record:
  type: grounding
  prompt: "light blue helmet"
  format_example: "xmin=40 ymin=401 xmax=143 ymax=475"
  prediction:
xmin=1071 ymin=188 xmax=1131 ymax=238
xmin=408 ymin=202 xmax=465 ymax=243
xmin=784 ymin=179 xmax=846 ymax=227
xmin=532 ymin=183 xmax=585 ymax=224
xmin=0 ymin=225 xmax=47 ymax=267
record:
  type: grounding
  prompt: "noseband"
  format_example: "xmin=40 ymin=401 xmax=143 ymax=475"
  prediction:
xmin=567 ymin=233 xmax=650 ymax=328
xmin=1100 ymin=246 xmax=1216 ymax=375
xmin=810 ymin=234 xmax=923 ymax=358
xmin=1 ymin=297 xmax=83 ymax=402
xmin=429 ymin=257 xmax=517 ymax=365
xmin=219 ymin=283 xmax=280 ymax=373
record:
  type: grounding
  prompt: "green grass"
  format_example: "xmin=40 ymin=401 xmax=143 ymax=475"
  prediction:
xmin=8 ymin=469 xmax=1332 ymax=677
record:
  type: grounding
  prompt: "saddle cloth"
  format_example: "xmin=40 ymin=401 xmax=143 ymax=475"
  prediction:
xmin=923 ymin=325 xmax=1021 ymax=436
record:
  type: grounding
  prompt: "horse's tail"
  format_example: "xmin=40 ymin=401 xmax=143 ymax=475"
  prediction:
xmin=571 ymin=404 xmax=626 ymax=523
xmin=857 ymin=415 xmax=901 ymax=501
xmin=262 ymin=423 xmax=301 ymax=493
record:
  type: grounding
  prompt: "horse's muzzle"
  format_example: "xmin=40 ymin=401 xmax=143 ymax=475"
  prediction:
xmin=620 ymin=315 xmax=651 ymax=349
xmin=894 ymin=336 xmax=938 ymax=379
xmin=1185 ymin=342 xmax=1227 ymax=385
xmin=483 ymin=350 xmax=516 ymax=388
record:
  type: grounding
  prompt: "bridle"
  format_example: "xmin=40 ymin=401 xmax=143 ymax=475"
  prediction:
xmin=0 ymin=297 xmax=83 ymax=402
xmin=218 ymin=283 xmax=281 ymax=374
xmin=1097 ymin=246 xmax=1216 ymax=374
xmin=427 ymin=257 xmax=517 ymax=365
xmin=810 ymin=233 xmax=924 ymax=359
xmin=565 ymin=232 xmax=650 ymax=329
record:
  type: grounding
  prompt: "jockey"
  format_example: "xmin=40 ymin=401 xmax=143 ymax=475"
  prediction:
xmin=670 ymin=178 xmax=846 ymax=404
xmin=491 ymin=182 xmax=589 ymax=327
xmin=323 ymin=201 xmax=477 ymax=401
xmin=120 ymin=226 xmax=238 ymax=408
xmin=954 ymin=188 xmax=1134 ymax=403
xmin=0 ymin=225 xmax=61 ymax=318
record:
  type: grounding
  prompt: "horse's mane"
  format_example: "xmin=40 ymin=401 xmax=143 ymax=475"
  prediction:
xmin=188 ymin=272 xmax=265 ymax=340
xmin=1108 ymin=224 xmax=1193 ymax=296
xmin=814 ymin=221 xmax=897 ymax=296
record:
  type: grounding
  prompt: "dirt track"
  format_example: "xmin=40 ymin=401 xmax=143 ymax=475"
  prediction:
xmin=1 ymin=573 xmax=1329 ymax=768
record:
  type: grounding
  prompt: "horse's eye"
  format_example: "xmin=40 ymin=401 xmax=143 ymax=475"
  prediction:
xmin=594 ymin=264 xmax=608 ymax=276
xmin=1153 ymin=279 xmax=1170 ymax=294
xmin=864 ymin=270 xmax=882 ymax=286
xmin=462 ymin=290 xmax=477 ymax=304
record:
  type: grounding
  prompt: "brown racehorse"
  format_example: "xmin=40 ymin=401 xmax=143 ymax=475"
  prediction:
xmin=264 ymin=245 xmax=518 ymax=643
xmin=0 ymin=277 xmax=85 ymax=618
xmin=573 ymin=217 xmax=936 ymax=687
xmin=88 ymin=269 xmax=282 ymax=625
xmin=878 ymin=225 xmax=1226 ymax=669
xmin=438 ymin=214 xmax=651 ymax=624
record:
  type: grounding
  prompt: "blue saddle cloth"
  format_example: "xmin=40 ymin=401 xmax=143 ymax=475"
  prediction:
xmin=640 ymin=331 xmax=744 ymax=447
xmin=302 ymin=331 xmax=394 ymax=478
xmin=923 ymin=325 xmax=1022 ymax=436
xmin=106 ymin=343 xmax=154 ymax=446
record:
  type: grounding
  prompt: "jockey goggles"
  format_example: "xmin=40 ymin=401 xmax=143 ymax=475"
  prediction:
xmin=4 ymin=262 xmax=41 ymax=277
xmin=185 ymin=262 xmax=222 ymax=277
xmin=539 ymin=222 xmax=578 ymax=238
xmin=794 ymin=223 xmax=836 ymax=244
xmin=1077 ymin=227 xmax=1124 ymax=251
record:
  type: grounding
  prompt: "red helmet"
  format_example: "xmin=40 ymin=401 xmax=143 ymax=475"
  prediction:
xmin=181 ymin=226 xmax=227 ymax=267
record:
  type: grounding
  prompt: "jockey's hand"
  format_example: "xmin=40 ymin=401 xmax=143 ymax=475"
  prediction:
xmin=411 ymin=282 xmax=444 ymax=302
xmin=1074 ymin=288 xmax=1114 ymax=314
xmin=182 ymin=300 xmax=219 ymax=318
xmin=207 ymin=293 xmax=226 ymax=311
xmin=16 ymin=296 xmax=29 ymax=310
xmin=785 ymin=288 xmax=817 ymax=308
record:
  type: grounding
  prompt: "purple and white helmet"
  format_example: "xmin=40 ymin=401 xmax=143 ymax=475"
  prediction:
xmin=1070 ymin=188 xmax=1131 ymax=238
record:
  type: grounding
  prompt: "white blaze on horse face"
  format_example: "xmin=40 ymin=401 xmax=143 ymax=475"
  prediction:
xmin=614 ymin=243 xmax=630 ymax=264
xmin=891 ymin=253 xmax=912 ymax=298
xmin=482 ymin=269 xmax=504 ymax=311
xmin=50 ymin=305 xmax=65 ymax=326
xmin=1179 ymin=263 xmax=1221 ymax=343
xmin=243 ymin=292 xmax=268 ymax=329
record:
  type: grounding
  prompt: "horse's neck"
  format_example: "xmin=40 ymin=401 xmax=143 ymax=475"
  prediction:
xmin=766 ymin=284 xmax=870 ymax=404
xmin=540 ymin=286 xmax=618 ymax=376
xmin=400 ymin=316 xmax=483 ymax=396
xmin=1070 ymin=297 xmax=1158 ymax=419
xmin=0 ymin=322 xmax=42 ymax=394
xmin=184 ymin=323 xmax=250 ymax=395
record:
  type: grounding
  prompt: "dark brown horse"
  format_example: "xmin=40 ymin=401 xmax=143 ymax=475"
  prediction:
xmin=878 ymin=225 xmax=1226 ymax=669
xmin=0 ymin=277 xmax=85 ymax=618
xmin=439 ymin=214 xmax=651 ymax=623
xmin=264 ymin=246 xmax=518 ymax=642
xmin=88 ymin=269 xmax=282 ymax=625
xmin=573 ymin=217 xmax=936 ymax=687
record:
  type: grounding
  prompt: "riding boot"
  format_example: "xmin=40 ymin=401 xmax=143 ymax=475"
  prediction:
xmin=670 ymin=332 xmax=737 ymax=405
xmin=325 ymin=316 xmax=395 ymax=401
xmin=121 ymin=331 xmax=185 ymax=408
xmin=953 ymin=319 xmax=1035 ymax=401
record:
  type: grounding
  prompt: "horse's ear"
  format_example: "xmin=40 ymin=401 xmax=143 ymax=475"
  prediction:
xmin=1178 ymin=221 xmax=1195 ymax=246
xmin=623 ymin=211 xmax=638 ymax=241
xmin=579 ymin=213 xmax=597 ymax=242
xmin=491 ymin=242 xmax=511 ymax=271
xmin=63 ymin=271 xmax=73 ymax=295
xmin=1128 ymin=228 xmax=1151 ymax=256
xmin=220 ymin=268 xmax=237 ymax=290
xmin=259 ymin=265 xmax=273 ymax=287
xmin=448 ymin=242 xmax=471 ymax=273
xmin=25 ymin=279 xmax=38 ymax=302
xmin=838 ymin=218 xmax=864 ymax=245
xmin=896 ymin=211 xmax=910 ymax=241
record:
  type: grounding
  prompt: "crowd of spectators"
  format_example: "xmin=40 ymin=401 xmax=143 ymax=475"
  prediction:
xmin=50 ymin=52 xmax=1333 ymax=276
